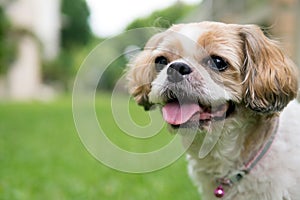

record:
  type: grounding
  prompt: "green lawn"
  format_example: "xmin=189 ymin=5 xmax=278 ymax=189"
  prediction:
xmin=0 ymin=94 xmax=199 ymax=200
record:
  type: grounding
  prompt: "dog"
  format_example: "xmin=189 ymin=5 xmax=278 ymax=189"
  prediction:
xmin=126 ymin=21 xmax=300 ymax=199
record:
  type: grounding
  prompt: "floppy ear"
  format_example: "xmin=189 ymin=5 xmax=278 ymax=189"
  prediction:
xmin=126 ymin=32 xmax=166 ymax=110
xmin=127 ymin=50 xmax=155 ymax=110
xmin=240 ymin=25 xmax=298 ymax=113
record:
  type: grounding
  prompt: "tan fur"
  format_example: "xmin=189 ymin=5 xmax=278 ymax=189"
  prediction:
xmin=127 ymin=50 xmax=154 ymax=108
xmin=240 ymin=25 xmax=298 ymax=113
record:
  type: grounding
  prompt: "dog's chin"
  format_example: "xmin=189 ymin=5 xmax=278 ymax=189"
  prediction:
xmin=160 ymin=99 xmax=235 ymax=133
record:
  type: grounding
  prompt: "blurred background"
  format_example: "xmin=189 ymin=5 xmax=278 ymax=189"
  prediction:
xmin=0 ymin=0 xmax=299 ymax=199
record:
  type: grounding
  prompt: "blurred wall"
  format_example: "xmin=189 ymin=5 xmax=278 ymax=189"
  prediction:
xmin=3 ymin=0 xmax=61 ymax=100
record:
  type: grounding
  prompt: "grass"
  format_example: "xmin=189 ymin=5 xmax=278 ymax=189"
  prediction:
xmin=0 ymin=93 xmax=200 ymax=200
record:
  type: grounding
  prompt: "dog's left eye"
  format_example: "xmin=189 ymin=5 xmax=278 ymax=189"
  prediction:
xmin=203 ymin=55 xmax=228 ymax=71
xmin=155 ymin=56 xmax=169 ymax=72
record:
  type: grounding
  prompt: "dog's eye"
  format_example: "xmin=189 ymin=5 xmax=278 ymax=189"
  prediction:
xmin=155 ymin=56 xmax=169 ymax=72
xmin=203 ymin=55 xmax=228 ymax=71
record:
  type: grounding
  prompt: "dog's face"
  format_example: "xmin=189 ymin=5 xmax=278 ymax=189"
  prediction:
xmin=127 ymin=22 xmax=298 ymax=131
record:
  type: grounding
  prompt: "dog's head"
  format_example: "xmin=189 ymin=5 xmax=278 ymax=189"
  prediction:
xmin=127 ymin=22 xmax=298 ymax=131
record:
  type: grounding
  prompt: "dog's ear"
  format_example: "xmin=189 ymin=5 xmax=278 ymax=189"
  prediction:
xmin=126 ymin=32 xmax=166 ymax=111
xmin=127 ymin=50 xmax=154 ymax=111
xmin=240 ymin=25 xmax=298 ymax=113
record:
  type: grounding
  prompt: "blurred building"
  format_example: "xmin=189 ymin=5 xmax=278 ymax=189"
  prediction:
xmin=2 ymin=0 xmax=61 ymax=100
xmin=183 ymin=0 xmax=300 ymax=65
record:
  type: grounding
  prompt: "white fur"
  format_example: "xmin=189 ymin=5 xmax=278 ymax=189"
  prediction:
xmin=177 ymin=26 xmax=204 ymax=55
xmin=149 ymin=60 xmax=232 ymax=105
xmin=148 ymin=67 xmax=168 ymax=104
xmin=187 ymin=100 xmax=300 ymax=200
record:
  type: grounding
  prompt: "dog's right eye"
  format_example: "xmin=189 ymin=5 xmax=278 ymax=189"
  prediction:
xmin=155 ymin=56 xmax=169 ymax=72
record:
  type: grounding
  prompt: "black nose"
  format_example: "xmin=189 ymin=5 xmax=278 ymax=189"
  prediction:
xmin=167 ymin=62 xmax=192 ymax=83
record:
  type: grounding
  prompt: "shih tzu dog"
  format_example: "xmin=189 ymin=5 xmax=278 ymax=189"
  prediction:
xmin=126 ymin=21 xmax=300 ymax=199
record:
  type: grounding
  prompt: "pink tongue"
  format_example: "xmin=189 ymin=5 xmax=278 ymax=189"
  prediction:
xmin=162 ymin=102 xmax=200 ymax=125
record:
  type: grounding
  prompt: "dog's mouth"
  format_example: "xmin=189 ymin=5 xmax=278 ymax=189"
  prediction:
xmin=161 ymin=99 xmax=235 ymax=128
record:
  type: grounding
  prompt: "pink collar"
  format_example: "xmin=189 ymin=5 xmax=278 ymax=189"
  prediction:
xmin=214 ymin=117 xmax=279 ymax=198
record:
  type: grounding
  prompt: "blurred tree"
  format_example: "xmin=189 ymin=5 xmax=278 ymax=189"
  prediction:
xmin=61 ymin=0 xmax=91 ymax=48
xmin=0 ymin=5 xmax=16 ymax=74
xmin=43 ymin=0 xmax=92 ymax=89
xmin=126 ymin=2 xmax=196 ymax=30
xmin=44 ymin=1 xmax=197 ymax=91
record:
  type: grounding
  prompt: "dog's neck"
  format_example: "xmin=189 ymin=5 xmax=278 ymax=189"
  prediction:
xmin=185 ymin=111 xmax=279 ymax=177
xmin=241 ymin=113 xmax=279 ymax=165
xmin=185 ymin=111 xmax=279 ymax=199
